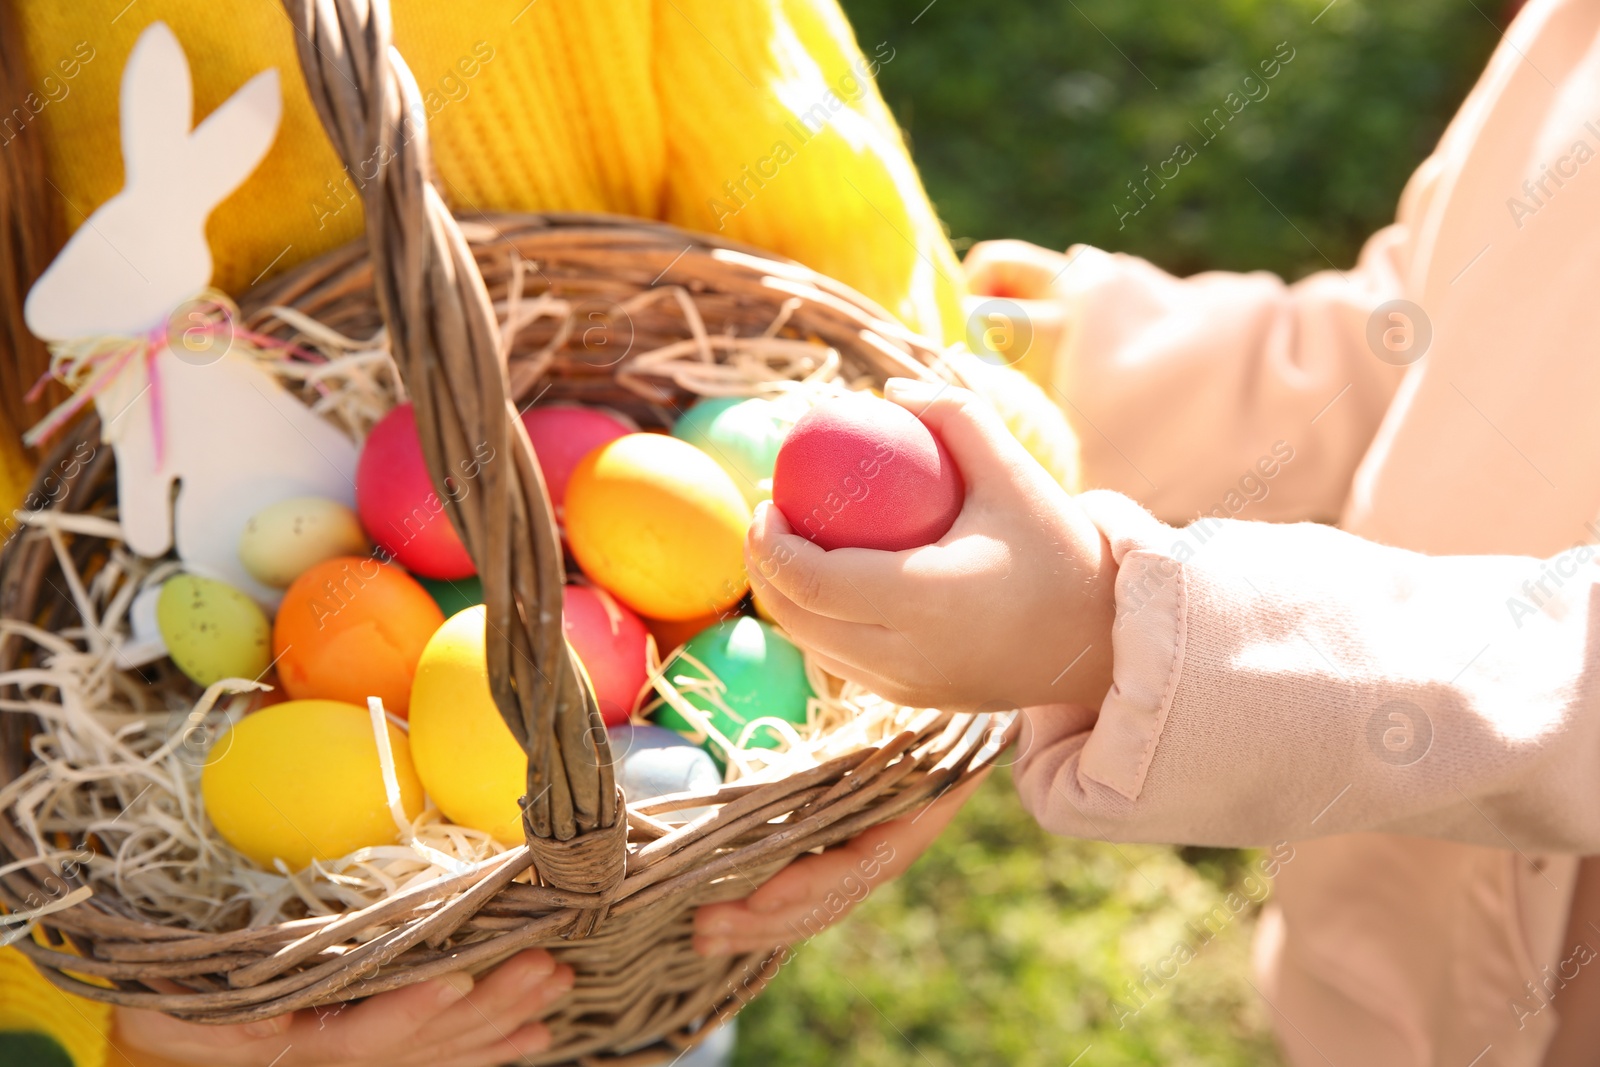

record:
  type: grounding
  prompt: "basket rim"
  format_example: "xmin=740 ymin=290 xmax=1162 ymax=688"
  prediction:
xmin=242 ymin=209 xmax=945 ymax=366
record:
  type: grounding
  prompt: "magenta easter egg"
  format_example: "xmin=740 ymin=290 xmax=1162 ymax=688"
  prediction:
xmin=772 ymin=393 xmax=963 ymax=551
xmin=563 ymin=584 xmax=650 ymax=726
xmin=521 ymin=405 xmax=636 ymax=519
xmin=356 ymin=403 xmax=476 ymax=579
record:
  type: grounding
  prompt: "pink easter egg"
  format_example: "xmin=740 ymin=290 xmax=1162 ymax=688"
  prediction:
xmin=521 ymin=405 xmax=636 ymax=519
xmin=772 ymin=393 xmax=964 ymax=552
xmin=356 ymin=403 xmax=476 ymax=579
xmin=563 ymin=584 xmax=650 ymax=726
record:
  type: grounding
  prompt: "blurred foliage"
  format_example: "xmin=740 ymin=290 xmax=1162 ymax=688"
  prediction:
xmin=732 ymin=3 xmax=1500 ymax=1062
xmin=841 ymin=0 xmax=1499 ymax=279
xmin=733 ymin=770 xmax=1282 ymax=1066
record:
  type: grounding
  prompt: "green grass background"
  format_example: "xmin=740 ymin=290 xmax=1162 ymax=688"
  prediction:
xmin=733 ymin=1 xmax=1500 ymax=1062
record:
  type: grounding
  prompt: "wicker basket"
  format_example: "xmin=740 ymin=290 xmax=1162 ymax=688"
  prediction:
xmin=0 ymin=1 xmax=1005 ymax=1062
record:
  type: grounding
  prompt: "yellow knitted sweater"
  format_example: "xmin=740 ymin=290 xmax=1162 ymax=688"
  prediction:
xmin=1 ymin=3 xmax=1073 ymax=1063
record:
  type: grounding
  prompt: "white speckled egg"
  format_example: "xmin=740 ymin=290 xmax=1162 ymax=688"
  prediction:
xmin=238 ymin=497 xmax=369 ymax=588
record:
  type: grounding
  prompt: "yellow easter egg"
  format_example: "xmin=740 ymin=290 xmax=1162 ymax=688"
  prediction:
xmin=238 ymin=496 xmax=370 ymax=588
xmin=565 ymin=434 xmax=752 ymax=621
xmin=408 ymin=606 xmax=528 ymax=844
xmin=201 ymin=700 xmax=422 ymax=870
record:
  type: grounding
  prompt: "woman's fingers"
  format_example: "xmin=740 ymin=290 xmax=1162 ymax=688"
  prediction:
xmin=408 ymin=951 xmax=570 ymax=1052
xmin=693 ymin=770 xmax=989 ymax=955
xmin=280 ymin=974 xmax=477 ymax=1064
xmin=428 ymin=1024 xmax=555 ymax=1067
xmin=114 ymin=974 xmax=475 ymax=1066
xmin=116 ymin=961 xmax=566 ymax=1067
xmin=693 ymin=840 xmax=892 ymax=955
xmin=114 ymin=1007 xmax=273 ymax=1064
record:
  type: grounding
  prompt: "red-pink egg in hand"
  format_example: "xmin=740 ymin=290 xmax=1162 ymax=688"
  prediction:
xmin=563 ymin=584 xmax=650 ymax=726
xmin=356 ymin=403 xmax=476 ymax=579
xmin=521 ymin=405 xmax=636 ymax=519
xmin=771 ymin=392 xmax=964 ymax=551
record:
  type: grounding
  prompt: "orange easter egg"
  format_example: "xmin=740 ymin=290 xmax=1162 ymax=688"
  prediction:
xmin=273 ymin=556 xmax=445 ymax=717
xmin=565 ymin=434 xmax=751 ymax=621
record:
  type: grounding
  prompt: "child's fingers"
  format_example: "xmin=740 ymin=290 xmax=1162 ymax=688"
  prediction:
xmin=753 ymin=575 xmax=907 ymax=678
xmin=963 ymin=239 xmax=1067 ymax=299
xmin=753 ymin=582 xmax=934 ymax=706
xmin=747 ymin=501 xmax=910 ymax=624
xmin=881 ymin=380 xmax=1036 ymax=508
xmin=803 ymin=647 xmax=885 ymax=693
xmin=804 ymin=644 xmax=928 ymax=710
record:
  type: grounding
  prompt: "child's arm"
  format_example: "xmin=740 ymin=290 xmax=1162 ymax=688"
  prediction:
xmin=965 ymin=153 xmax=1451 ymax=526
xmin=1013 ymin=489 xmax=1600 ymax=853
xmin=751 ymin=383 xmax=1600 ymax=852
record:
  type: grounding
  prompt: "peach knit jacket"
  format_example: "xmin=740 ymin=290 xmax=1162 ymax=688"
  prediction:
xmin=1017 ymin=0 xmax=1600 ymax=1063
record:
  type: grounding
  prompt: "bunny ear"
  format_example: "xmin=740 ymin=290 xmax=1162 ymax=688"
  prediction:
xmin=120 ymin=22 xmax=194 ymax=187
xmin=180 ymin=68 xmax=283 ymax=213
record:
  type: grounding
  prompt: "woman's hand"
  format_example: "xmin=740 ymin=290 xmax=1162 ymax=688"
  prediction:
xmin=112 ymin=949 xmax=572 ymax=1067
xmin=693 ymin=769 xmax=989 ymax=955
xmin=749 ymin=378 xmax=1116 ymax=713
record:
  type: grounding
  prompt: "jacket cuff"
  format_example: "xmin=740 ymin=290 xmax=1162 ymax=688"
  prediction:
xmin=1076 ymin=492 xmax=1189 ymax=800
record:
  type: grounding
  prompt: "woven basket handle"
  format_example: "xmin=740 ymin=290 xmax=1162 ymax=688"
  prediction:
xmin=285 ymin=0 xmax=624 ymax=898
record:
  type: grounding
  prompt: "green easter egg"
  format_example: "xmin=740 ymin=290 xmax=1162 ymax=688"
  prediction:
xmin=418 ymin=575 xmax=485 ymax=618
xmin=654 ymin=616 xmax=813 ymax=766
xmin=156 ymin=574 xmax=272 ymax=687
xmin=672 ymin=396 xmax=789 ymax=507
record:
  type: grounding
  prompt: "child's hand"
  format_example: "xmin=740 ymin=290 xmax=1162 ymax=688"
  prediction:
xmin=750 ymin=379 xmax=1116 ymax=713
xmin=963 ymin=239 xmax=1076 ymax=369
xmin=112 ymin=949 xmax=572 ymax=1067
xmin=964 ymin=239 xmax=1076 ymax=300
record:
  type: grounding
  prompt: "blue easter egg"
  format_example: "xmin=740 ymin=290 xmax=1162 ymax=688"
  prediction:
xmin=608 ymin=724 xmax=722 ymax=820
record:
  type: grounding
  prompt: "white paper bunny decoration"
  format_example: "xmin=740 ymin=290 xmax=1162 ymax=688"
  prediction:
xmin=23 ymin=21 xmax=359 ymax=607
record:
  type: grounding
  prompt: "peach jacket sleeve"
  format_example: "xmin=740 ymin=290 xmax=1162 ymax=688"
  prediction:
xmin=1014 ymin=491 xmax=1600 ymax=853
xmin=1044 ymin=152 xmax=1451 ymax=525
